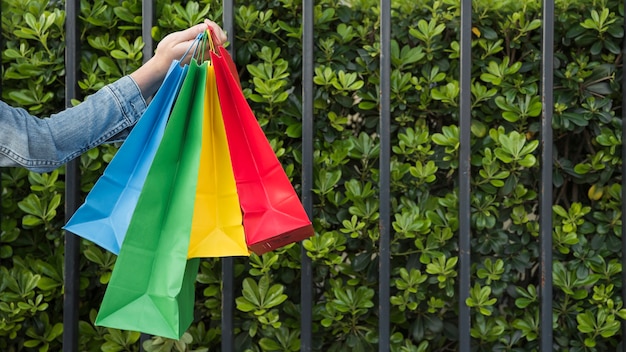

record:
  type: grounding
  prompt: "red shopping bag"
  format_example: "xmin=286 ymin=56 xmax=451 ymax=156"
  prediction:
xmin=211 ymin=46 xmax=313 ymax=255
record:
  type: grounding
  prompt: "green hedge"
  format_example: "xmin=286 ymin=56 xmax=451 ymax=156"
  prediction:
xmin=2 ymin=0 xmax=626 ymax=351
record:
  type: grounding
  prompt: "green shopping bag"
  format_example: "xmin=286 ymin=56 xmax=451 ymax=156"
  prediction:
xmin=95 ymin=59 xmax=208 ymax=339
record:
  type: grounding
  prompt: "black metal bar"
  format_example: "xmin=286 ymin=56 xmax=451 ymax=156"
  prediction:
xmin=221 ymin=254 xmax=234 ymax=352
xmin=0 ymin=0 xmax=2 ymax=232
xmin=540 ymin=1 xmax=555 ymax=351
xmin=0 ymin=1 xmax=2 ymax=278
xmin=621 ymin=2 xmax=626 ymax=351
xmin=63 ymin=1 xmax=80 ymax=351
xmin=142 ymin=1 xmax=154 ymax=65
xmin=221 ymin=1 xmax=235 ymax=351
xmin=378 ymin=0 xmax=391 ymax=351
xmin=139 ymin=3 xmax=155 ymax=350
xmin=300 ymin=0 xmax=314 ymax=349
xmin=458 ymin=0 xmax=472 ymax=350
xmin=223 ymin=0 xmax=234 ymax=43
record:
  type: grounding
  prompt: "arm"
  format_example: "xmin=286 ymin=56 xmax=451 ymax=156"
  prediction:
xmin=0 ymin=20 xmax=227 ymax=173
xmin=0 ymin=76 xmax=145 ymax=172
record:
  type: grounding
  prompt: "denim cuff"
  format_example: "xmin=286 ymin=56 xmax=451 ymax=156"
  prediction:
xmin=106 ymin=76 xmax=148 ymax=142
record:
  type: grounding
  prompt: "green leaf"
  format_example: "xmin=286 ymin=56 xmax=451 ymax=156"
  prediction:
xmin=97 ymin=57 xmax=122 ymax=76
xmin=259 ymin=337 xmax=283 ymax=350
xmin=241 ymin=278 xmax=261 ymax=306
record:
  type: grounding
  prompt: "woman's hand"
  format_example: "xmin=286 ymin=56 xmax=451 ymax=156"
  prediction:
xmin=130 ymin=20 xmax=228 ymax=99
xmin=154 ymin=19 xmax=227 ymax=66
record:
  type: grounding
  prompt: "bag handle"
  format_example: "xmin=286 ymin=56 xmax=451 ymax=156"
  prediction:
xmin=175 ymin=21 xmax=221 ymax=65
xmin=192 ymin=29 xmax=217 ymax=63
xmin=182 ymin=32 xmax=204 ymax=62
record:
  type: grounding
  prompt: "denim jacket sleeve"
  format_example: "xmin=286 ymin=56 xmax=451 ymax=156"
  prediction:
xmin=0 ymin=76 xmax=147 ymax=173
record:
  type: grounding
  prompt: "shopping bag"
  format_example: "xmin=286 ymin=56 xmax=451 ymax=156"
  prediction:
xmin=95 ymin=59 xmax=208 ymax=339
xmin=64 ymin=61 xmax=188 ymax=254
xmin=187 ymin=63 xmax=248 ymax=258
xmin=211 ymin=46 xmax=314 ymax=255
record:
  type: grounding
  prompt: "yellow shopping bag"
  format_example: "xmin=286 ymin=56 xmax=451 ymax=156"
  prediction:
xmin=187 ymin=63 xmax=249 ymax=258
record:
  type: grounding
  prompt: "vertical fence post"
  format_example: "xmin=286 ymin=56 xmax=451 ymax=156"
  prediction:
xmin=63 ymin=1 xmax=80 ymax=352
xmin=0 ymin=3 xmax=2 ymax=247
xmin=540 ymin=1 xmax=555 ymax=351
xmin=142 ymin=1 xmax=154 ymax=65
xmin=621 ymin=2 xmax=626 ymax=351
xmin=378 ymin=0 xmax=391 ymax=351
xmin=458 ymin=0 xmax=472 ymax=350
xmin=221 ymin=2 xmax=236 ymax=351
xmin=138 ymin=3 xmax=155 ymax=350
xmin=301 ymin=0 xmax=315 ymax=350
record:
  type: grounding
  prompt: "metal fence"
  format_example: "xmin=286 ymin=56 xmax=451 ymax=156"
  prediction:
xmin=53 ymin=0 xmax=622 ymax=351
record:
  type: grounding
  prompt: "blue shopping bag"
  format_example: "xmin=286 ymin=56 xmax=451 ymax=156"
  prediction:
xmin=64 ymin=61 xmax=188 ymax=254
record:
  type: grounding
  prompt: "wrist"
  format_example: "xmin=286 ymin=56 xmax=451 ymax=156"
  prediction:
xmin=130 ymin=56 xmax=171 ymax=99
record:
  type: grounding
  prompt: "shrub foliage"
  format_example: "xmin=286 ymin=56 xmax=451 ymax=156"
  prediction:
xmin=2 ymin=0 xmax=626 ymax=351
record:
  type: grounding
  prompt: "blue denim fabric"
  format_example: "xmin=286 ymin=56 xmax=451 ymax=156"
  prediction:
xmin=0 ymin=76 xmax=147 ymax=172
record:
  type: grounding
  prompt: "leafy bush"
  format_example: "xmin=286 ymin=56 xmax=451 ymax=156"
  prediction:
xmin=2 ymin=0 xmax=626 ymax=351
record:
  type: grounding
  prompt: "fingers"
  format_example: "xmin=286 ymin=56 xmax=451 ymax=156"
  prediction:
xmin=174 ymin=22 xmax=208 ymax=44
xmin=204 ymin=19 xmax=228 ymax=46
xmin=164 ymin=20 xmax=227 ymax=48
xmin=154 ymin=20 xmax=228 ymax=66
